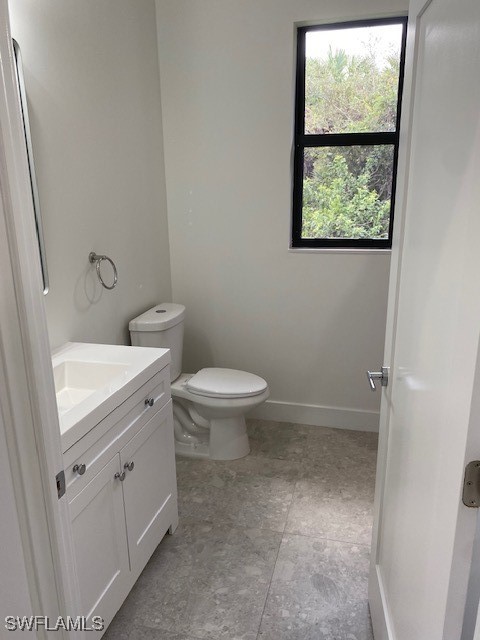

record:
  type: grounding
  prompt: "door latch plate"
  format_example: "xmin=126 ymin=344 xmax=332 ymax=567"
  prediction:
xmin=56 ymin=470 xmax=66 ymax=499
xmin=462 ymin=461 xmax=480 ymax=507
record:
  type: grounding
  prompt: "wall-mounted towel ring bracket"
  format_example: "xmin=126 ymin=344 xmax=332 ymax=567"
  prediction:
xmin=89 ymin=252 xmax=118 ymax=290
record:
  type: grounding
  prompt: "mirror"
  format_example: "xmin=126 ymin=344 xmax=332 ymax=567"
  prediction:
xmin=12 ymin=39 xmax=49 ymax=295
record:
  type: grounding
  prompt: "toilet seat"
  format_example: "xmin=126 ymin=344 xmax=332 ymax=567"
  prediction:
xmin=186 ymin=368 xmax=267 ymax=399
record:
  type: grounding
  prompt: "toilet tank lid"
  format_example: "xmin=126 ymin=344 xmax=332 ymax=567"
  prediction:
xmin=129 ymin=303 xmax=185 ymax=332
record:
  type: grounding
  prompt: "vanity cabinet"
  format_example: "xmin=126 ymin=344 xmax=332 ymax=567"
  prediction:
xmin=63 ymin=364 xmax=178 ymax=638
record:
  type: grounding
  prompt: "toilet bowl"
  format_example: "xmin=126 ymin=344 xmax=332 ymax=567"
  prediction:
xmin=171 ymin=370 xmax=269 ymax=460
xmin=129 ymin=304 xmax=269 ymax=460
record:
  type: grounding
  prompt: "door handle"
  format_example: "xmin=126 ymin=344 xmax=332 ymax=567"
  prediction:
xmin=114 ymin=471 xmax=126 ymax=482
xmin=124 ymin=461 xmax=134 ymax=472
xmin=367 ymin=366 xmax=389 ymax=391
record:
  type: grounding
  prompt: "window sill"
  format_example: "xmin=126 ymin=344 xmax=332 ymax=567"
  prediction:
xmin=288 ymin=247 xmax=392 ymax=255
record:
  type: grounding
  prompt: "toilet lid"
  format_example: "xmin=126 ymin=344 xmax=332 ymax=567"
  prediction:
xmin=186 ymin=368 xmax=268 ymax=399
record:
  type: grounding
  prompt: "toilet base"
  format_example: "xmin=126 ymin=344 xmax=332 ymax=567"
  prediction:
xmin=174 ymin=414 xmax=250 ymax=461
xmin=209 ymin=416 xmax=250 ymax=460
xmin=175 ymin=440 xmax=210 ymax=459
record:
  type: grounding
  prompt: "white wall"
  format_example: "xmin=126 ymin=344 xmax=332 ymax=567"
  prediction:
xmin=155 ymin=0 xmax=407 ymax=430
xmin=9 ymin=0 xmax=172 ymax=349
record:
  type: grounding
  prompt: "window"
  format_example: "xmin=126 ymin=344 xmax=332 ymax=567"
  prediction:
xmin=292 ymin=17 xmax=407 ymax=249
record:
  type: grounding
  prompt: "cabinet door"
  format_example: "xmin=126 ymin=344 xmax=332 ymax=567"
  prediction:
xmin=69 ymin=454 xmax=129 ymax=632
xmin=120 ymin=400 xmax=177 ymax=577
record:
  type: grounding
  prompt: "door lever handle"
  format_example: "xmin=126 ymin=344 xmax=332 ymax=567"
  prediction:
xmin=367 ymin=366 xmax=389 ymax=391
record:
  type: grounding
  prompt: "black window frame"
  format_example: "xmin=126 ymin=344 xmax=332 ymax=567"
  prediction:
xmin=291 ymin=16 xmax=408 ymax=249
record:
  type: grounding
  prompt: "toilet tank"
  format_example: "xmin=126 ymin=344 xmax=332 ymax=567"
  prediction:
xmin=129 ymin=303 xmax=185 ymax=382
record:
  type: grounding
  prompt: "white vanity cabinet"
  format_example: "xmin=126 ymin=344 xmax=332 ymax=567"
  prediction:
xmin=62 ymin=363 xmax=178 ymax=637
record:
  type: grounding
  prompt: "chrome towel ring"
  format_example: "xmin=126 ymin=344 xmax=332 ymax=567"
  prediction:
xmin=89 ymin=252 xmax=118 ymax=290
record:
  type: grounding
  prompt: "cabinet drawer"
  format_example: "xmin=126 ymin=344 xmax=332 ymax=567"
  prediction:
xmin=64 ymin=367 xmax=170 ymax=501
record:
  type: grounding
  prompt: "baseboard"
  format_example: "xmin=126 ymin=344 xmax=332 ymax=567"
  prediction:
xmin=249 ymin=399 xmax=379 ymax=432
xmin=369 ymin=564 xmax=395 ymax=640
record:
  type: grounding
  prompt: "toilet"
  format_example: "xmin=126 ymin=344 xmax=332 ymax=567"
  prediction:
xmin=129 ymin=303 xmax=269 ymax=460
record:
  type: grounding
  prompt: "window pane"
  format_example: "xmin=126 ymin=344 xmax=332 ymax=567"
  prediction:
xmin=305 ymin=24 xmax=403 ymax=134
xmin=302 ymin=145 xmax=394 ymax=240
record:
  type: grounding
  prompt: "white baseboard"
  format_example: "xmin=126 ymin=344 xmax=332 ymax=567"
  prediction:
xmin=249 ymin=399 xmax=379 ymax=432
xmin=369 ymin=564 xmax=395 ymax=640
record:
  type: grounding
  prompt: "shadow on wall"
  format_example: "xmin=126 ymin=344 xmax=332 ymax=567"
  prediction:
xmin=73 ymin=262 xmax=103 ymax=311
xmin=182 ymin=323 xmax=214 ymax=374
xmin=70 ymin=262 xmax=158 ymax=347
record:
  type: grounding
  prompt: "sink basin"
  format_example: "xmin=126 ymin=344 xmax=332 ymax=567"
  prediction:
xmin=52 ymin=342 xmax=171 ymax=452
xmin=54 ymin=360 xmax=130 ymax=416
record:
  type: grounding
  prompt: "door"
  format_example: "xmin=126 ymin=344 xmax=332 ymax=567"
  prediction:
xmin=369 ymin=1 xmax=480 ymax=639
xmin=120 ymin=400 xmax=177 ymax=577
xmin=69 ymin=455 xmax=130 ymax=635
xmin=0 ymin=4 xmax=80 ymax=636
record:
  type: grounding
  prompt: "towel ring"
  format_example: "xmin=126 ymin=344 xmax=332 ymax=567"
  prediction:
xmin=89 ymin=252 xmax=118 ymax=290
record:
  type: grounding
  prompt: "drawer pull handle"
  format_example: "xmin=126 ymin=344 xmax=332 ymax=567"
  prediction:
xmin=114 ymin=471 xmax=126 ymax=482
xmin=73 ymin=463 xmax=86 ymax=476
xmin=124 ymin=461 xmax=135 ymax=472
xmin=145 ymin=397 xmax=155 ymax=408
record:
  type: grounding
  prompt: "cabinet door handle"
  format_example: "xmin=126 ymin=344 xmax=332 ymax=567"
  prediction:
xmin=114 ymin=471 xmax=126 ymax=482
xmin=124 ymin=461 xmax=134 ymax=472
xmin=73 ymin=463 xmax=86 ymax=476
xmin=145 ymin=397 xmax=155 ymax=408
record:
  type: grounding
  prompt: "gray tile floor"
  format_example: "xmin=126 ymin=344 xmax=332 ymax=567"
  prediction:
xmin=105 ymin=420 xmax=378 ymax=640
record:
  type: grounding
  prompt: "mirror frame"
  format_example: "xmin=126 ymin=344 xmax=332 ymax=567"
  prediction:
xmin=12 ymin=39 xmax=49 ymax=295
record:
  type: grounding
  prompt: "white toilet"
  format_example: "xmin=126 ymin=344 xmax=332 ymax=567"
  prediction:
xmin=129 ymin=303 xmax=269 ymax=460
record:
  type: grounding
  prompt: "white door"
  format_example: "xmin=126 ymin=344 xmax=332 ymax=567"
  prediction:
xmin=369 ymin=0 xmax=480 ymax=638
xmin=69 ymin=455 xmax=130 ymax=635
xmin=120 ymin=401 xmax=177 ymax=577
xmin=0 ymin=4 xmax=81 ymax=636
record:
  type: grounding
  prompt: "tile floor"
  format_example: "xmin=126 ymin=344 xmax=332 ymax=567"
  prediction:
xmin=104 ymin=420 xmax=378 ymax=640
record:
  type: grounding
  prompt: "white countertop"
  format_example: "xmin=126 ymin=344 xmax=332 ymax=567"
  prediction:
xmin=52 ymin=342 xmax=170 ymax=451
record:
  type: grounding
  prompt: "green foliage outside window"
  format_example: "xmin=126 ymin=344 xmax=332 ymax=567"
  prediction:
xmin=302 ymin=44 xmax=401 ymax=240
